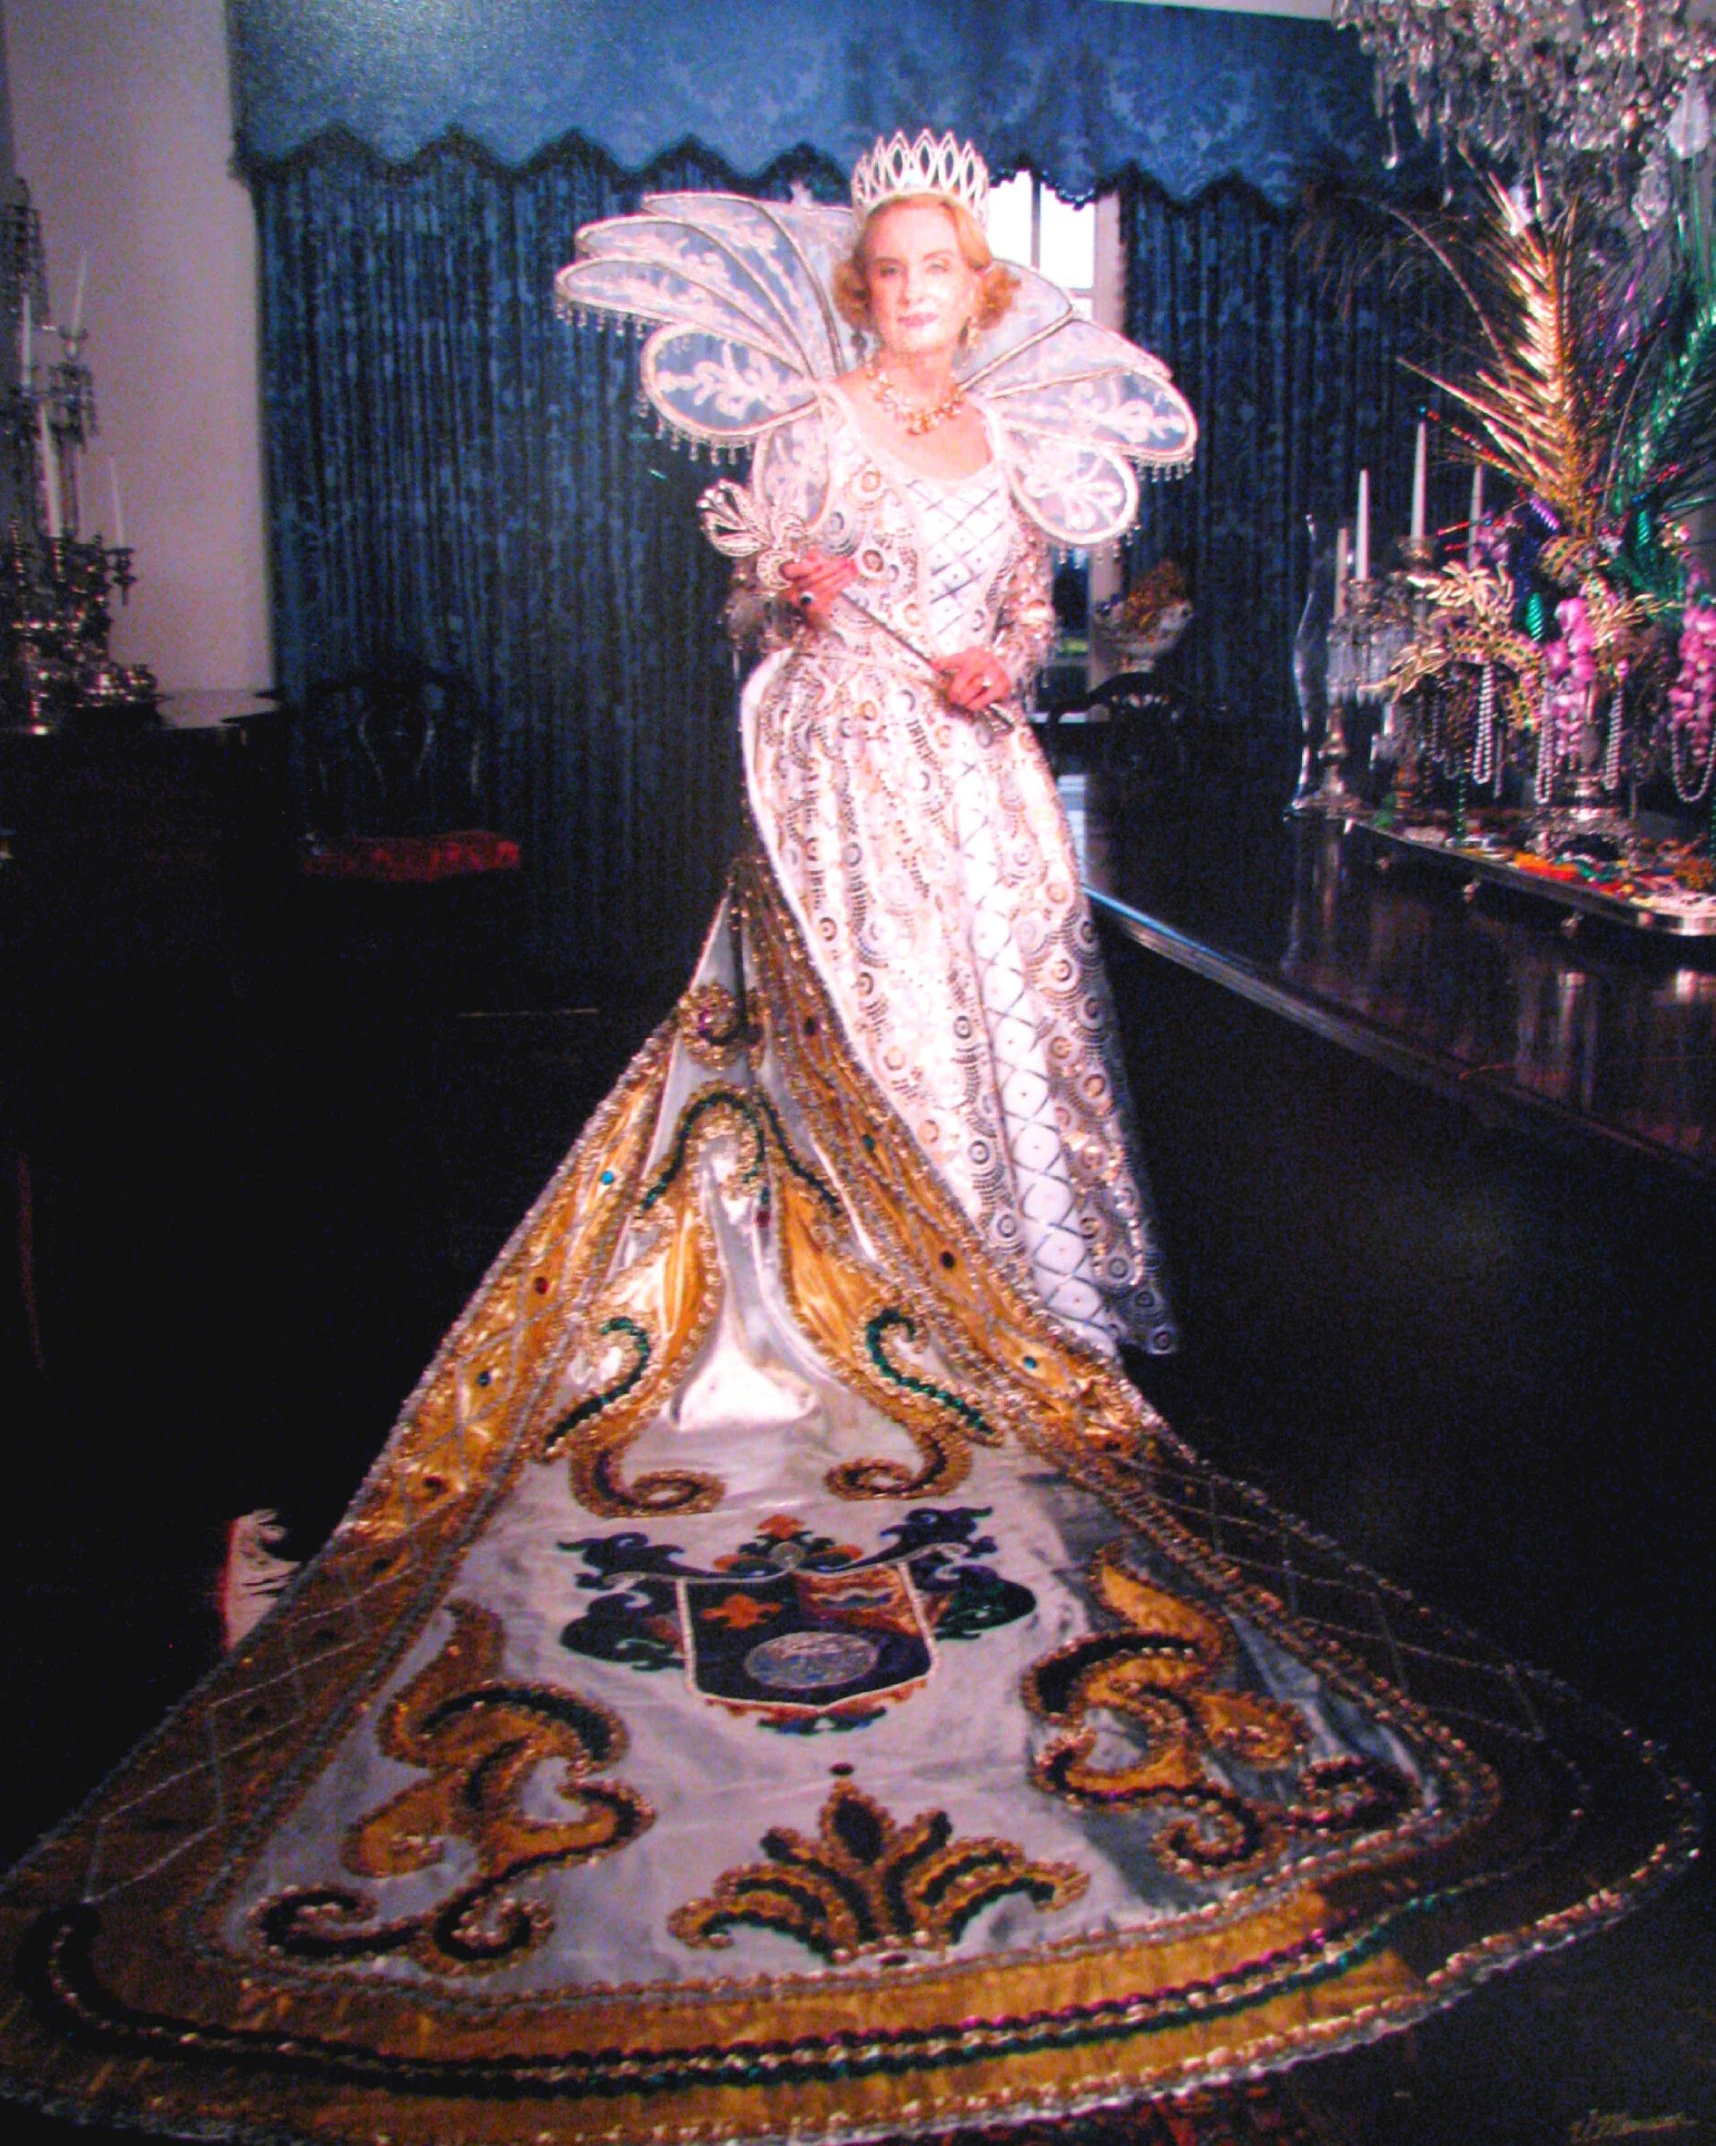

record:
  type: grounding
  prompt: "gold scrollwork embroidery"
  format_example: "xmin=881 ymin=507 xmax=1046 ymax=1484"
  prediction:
xmin=668 ymin=1779 xmax=1087 ymax=1963
xmin=677 ymin=980 xmax=754 ymax=1068
xmin=350 ymin=1024 xmax=676 ymax=1548
xmin=735 ymin=848 xmax=1160 ymax=1474
xmin=1025 ymin=1544 xmax=1305 ymax=1877
xmin=539 ymin=1090 xmax=766 ymax=1516
xmin=254 ymin=1602 xmax=652 ymax=1974
xmin=544 ymin=1067 xmax=996 ymax=1511
xmin=770 ymin=1139 xmax=990 ymax=1500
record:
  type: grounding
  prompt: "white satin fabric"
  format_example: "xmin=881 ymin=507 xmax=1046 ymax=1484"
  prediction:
xmin=216 ymin=907 xmax=1438 ymax=2000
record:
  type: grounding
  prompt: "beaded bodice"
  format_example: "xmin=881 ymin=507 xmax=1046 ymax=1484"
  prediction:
xmin=748 ymin=391 xmax=1052 ymax=684
xmin=903 ymin=464 xmax=1016 ymax=652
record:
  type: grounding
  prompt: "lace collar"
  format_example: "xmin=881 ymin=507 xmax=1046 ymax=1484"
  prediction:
xmin=557 ymin=192 xmax=1195 ymax=547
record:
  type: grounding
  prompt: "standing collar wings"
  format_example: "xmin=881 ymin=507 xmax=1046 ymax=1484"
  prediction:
xmin=557 ymin=192 xmax=1196 ymax=548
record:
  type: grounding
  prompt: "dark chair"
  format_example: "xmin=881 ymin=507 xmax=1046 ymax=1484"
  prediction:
xmin=296 ymin=652 xmax=521 ymax=995
xmin=1031 ymin=663 xmax=1097 ymax=772
xmin=300 ymin=652 xmax=518 ymax=877
xmin=1086 ymin=669 xmax=1194 ymax=790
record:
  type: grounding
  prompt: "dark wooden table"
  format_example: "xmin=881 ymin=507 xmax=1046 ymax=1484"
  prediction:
xmin=1068 ymin=763 xmax=1716 ymax=1178
xmin=0 ymin=689 xmax=295 ymax=1372
xmin=0 ymin=689 xmax=292 ymax=981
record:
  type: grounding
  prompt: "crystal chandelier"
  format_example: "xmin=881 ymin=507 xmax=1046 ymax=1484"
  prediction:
xmin=1331 ymin=0 xmax=1716 ymax=224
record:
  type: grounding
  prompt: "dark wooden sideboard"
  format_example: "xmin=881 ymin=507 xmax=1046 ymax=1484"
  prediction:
xmin=0 ymin=691 xmax=294 ymax=984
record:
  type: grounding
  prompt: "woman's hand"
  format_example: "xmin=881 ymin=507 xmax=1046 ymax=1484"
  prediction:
xmin=780 ymin=551 xmax=857 ymax=629
xmin=934 ymin=647 xmax=1012 ymax=715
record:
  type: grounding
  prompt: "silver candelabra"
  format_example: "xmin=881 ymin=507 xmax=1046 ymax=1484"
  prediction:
xmin=2 ymin=181 xmax=152 ymax=730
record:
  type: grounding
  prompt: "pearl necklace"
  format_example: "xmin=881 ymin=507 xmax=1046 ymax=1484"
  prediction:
xmin=864 ymin=354 xmax=966 ymax=436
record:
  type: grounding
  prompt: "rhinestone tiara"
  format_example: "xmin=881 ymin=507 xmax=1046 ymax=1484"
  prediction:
xmin=850 ymin=130 xmax=989 ymax=222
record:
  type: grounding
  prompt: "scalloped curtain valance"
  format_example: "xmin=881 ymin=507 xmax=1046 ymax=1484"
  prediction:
xmin=228 ymin=0 xmax=1377 ymax=205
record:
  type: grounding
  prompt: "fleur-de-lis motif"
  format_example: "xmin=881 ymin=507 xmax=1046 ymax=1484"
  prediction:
xmin=1026 ymin=1544 xmax=1305 ymax=1875
xmin=255 ymin=1602 xmax=652 ymax=1973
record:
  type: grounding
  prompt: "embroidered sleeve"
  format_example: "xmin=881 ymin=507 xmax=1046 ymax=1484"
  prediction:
xmin=992 ymin=527 xmax=1057 ymax=704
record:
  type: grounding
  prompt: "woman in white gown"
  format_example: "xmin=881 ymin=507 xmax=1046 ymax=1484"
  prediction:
xmin=0 ymin=133 xmax=1690 ymax=2146
xmin=736 ymin=177 xmax=1177 ymax=1359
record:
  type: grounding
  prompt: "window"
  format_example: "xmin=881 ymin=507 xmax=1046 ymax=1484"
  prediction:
xmin=986 ymin=174 xmax=1128 ymax=684
xmin=987 ymin=173 xmax=1097 ymax=316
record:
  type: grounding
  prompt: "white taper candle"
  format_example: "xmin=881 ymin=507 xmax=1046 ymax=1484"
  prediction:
xmin=1333 ymin=525 xmax=1349 ymax=620
xmin=110 ymin=457 xmax=126 ymax=550
xmin=39 ymin=405 xmax=62 ymax=539
xmin=1467 ymin=463 xmax=1484 ymax=567
xmin=1355 ymin=469 xmax=1371 ymax=583
xmin=1410 ymin=419 xmax=1427 ymax=545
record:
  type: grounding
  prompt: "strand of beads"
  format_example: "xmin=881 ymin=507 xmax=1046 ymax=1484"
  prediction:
xmin=1602 ymin=664 xmax=1626 ymax=796
xmin=1667 ymin=598 xmax=1716 ymax=806
xmin=1471 ymin=662 xmax=1498 ymax=790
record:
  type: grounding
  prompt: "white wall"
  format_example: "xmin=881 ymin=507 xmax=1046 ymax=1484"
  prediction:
xmin=5 ymin=0 xmax=270 ymax=694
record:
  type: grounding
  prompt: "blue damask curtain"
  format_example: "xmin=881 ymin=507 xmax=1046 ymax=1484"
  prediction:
xmin=239 ymin=3 xmax=1426 ymax=982
xmin=230 ymin=0 xmax=1377 ymax=210
xmin=256 ymin=140 xmax=1446 ymax=982
xmin=1121 ymin=177 xmax=1455 ymax=722
xmin=254 ymin=138 xmax=844 ymax=987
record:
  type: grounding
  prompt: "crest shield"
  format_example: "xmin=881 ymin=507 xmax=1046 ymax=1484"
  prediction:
xmin=680 ymin=1562 xmax=932 ymax=1714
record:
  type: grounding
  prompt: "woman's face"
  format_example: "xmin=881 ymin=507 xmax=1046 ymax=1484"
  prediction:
xmin=861 ymin=201 xmax=979 ymax=364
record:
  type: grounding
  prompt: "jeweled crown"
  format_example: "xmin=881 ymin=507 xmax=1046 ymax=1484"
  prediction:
xmin=850 ymin=130 xmax=989 ymax=223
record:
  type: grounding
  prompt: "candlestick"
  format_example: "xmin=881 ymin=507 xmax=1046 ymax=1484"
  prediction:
xmin=38 ymin=404 xmax=62 ymax=540
xmin=1333 ymin=524 xmax=1349 ymax=620
xmin=1355 ymin=469 xmax=1371 ymax=583
xmin=109 ymin=458 xmax=125 ymax=550
xmin=1467 ymin=463 xmax=1484 ymax=568
xmin=1410 ymin=420 xmax=1427 ymax=545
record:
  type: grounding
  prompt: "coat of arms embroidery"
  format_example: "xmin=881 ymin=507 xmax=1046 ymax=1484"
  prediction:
xmin=559 ymin=1508 xmax=1034 ymax=1731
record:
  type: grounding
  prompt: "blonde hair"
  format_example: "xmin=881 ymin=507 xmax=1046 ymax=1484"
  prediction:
xmin=832 ymin=194 xmax=1019 ymax=338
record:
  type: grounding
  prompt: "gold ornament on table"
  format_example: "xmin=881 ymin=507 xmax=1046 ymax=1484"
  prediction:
xmin=1112 ymin=559 xmax=1190 ymax=640
xmin=1405 ymin=180 xmax=1612 ymax=545
xmin=1387 ymin=560 xmax=1627 ymax=737
xmin=1301 ymin=162 xmax=1716 ymax=839
xmin=1092 ymin=559 xmax=1194 ymax=672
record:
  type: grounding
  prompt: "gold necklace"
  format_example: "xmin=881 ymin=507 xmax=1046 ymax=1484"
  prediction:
xmin=864 ymin=354 xmax=966 ymax=436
